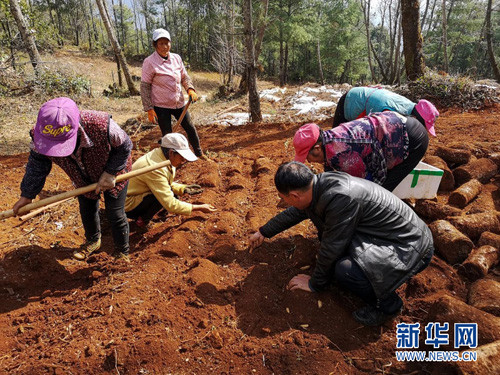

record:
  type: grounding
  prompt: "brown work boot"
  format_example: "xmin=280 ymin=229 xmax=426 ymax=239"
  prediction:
xmin=73 ymin=238 xmax=101 ymax=261
xmin=113 ymin=252 xmax=130 ymax=263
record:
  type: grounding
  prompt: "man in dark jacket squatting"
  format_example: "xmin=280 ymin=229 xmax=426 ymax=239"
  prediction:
xmin=249 ymin=161 xmax=434 ymax=326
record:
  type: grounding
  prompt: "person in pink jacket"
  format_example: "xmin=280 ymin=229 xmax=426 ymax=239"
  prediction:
xmin=140 ymin=28 xmax=207 ymax=160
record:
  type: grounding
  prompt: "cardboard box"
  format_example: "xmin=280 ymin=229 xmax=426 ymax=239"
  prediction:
xmin=392 ymin=161 xmax=444 ymax=199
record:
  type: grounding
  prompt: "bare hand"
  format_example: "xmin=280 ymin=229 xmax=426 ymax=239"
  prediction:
xmin=287 ymin=274 xmax=312 ymax=292
xmin=249 ymin=231 xmax=265 ymax=251
xmin=13 ymin=196 xmax=33 ymax=216
xmin=193 ymin=203 xmax=216 ymax=213
xmin=95 ymin=171 xmax=116 ymax=194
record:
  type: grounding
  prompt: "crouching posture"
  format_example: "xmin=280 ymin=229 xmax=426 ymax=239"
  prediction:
xmin=125 ymin=133 xmax=216 ymax=226
xmin=249 ymin=162 xmax=434 ymax=326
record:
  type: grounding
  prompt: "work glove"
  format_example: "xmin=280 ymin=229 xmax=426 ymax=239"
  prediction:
xmin=95 ymin=171 xmax=116 ymax=194
xmin=184 ymin=184 xmax=203 ymax=195
xmin=147 ymin=109 xmax=158 ymax=124
xmin=187 ymin=88 xmax=198 ymax=103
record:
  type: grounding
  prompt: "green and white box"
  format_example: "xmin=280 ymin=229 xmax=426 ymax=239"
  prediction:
xmin=392 ymin=161 xmax=444 ymax=199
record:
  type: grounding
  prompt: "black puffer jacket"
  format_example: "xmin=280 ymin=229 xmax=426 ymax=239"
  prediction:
xmin=260 ymin=172 xmax=434 ymax=299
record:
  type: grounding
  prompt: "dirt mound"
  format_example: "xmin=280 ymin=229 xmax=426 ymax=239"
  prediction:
xmin=1 ymin=104 xmax=500 ymax=374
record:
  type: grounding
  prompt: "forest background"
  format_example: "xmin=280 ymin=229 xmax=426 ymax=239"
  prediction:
xmin=1 ymin=0 xmax=499 ymax=90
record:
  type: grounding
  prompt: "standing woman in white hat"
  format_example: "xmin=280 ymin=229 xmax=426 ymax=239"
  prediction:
xmin=140 ymin=28 xmax=207 ymax=160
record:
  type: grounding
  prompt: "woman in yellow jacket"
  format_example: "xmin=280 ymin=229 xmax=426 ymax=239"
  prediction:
xmin=125 ymin=133 xmax=215 ymax=226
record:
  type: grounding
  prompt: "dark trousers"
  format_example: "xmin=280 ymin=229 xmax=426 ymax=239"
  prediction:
xmin=382 ymin=116 xmax=429 ymax=192
xmin=154 ymin=105 xmax=202 ymax=157
xmin=332 ymin=93 xmax=347 ymax=128
xmin=78 ymin=183 xmax=129 ymax=255
xmin=126 ymin=194 xmax=163 ymax=224
xmin=334 ymin=249 xmax=433 ymax=314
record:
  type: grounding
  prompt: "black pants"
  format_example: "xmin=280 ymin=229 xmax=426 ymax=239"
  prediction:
xmin=382 ymin=116 xmax=429 ymax=192
xmin=334 ymin=248 xmax=433 ymax=314
xmin=154 ymin=105 xmax=202 ymax=157
xmin=78 ymin=183 xmax=129 ymax=255
xmin=332 ymin=93 xmax=348 ymax=128
xmin=126 ymin=194 xmax=163 ymax=224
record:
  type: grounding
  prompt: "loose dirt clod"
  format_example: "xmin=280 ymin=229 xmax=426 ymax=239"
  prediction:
xmin=429 ymin=220 xmax=474 ymax=264
xmin=424 ymin=155 xmax=455 ymax=191
xmin=448 ymin=212 xmax=500 ymax=241
xmin=414 ymin=199 xmax=462 ymax=221
xmin=489 ymin=152 xmax=500 ymax=168
xmin=458 ymin=245 xmax=500 ymax=281
xmin=478 ymin=231 xmax=500 ymax=249
xmin=448 ymin=179 xmax=483 ymax=208
xmin=467 ymin=279 xmax=500 ymax=316
xmin=453 ymin=340 xmax=500 ymax=375
xmin=434 ymin=146 xmax=471 ymax=166
xmin=428 ymin=295 xmax=500 ymax=345
xmin=453 ymin=158 xmax=498 ymax=185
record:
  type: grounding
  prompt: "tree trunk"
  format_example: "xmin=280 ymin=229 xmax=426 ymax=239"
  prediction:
xmin=1 ymin=21 xmax=16 ymax=69
xmin=442 ymin=0 xmax=449 ymax=72
xmin=486 ymin=0 xmax=500 ymax=82
xmin=360 ymin=0 xmax=376 ymax=81
xmin=254 ymin=0 xmax=269 ymax=60
xmin=110 ymin=0 xmax=120 ymax=43
xmin=401 ymin=0 xmax=425 ymax=80
xmin=83 ymin=0 xmax=93 ymax=50
xmin=8 ymin=0 xmax=42 ymax=72
xmin=96 ymin=0 xmax=139 ymax=95
xmin=283 ymin=42 xmax=289 ymax=85
xmin=316 ymin=39 xmax=324 ymax=85
xmin=424 ymin=0 xmax=438 ymax=38
xmin=339 ymin=59 xmax=351 ymax=84
xmin=279 ymin=36 xmax=285 ymax=87
xmin=119 ymin=0 xmax=126 ymax=47
xmin=132 ymin=0 xmax=140 ymax=55
xmin=107 ymin=0 xmax=124 ymax=87
xmin=45 ymin=0 xmax=54 ymax=24
xmin=242 ymin=0 xmax=262 ymax=123
xmin=89 ymin=0 xmax=99 ymax=43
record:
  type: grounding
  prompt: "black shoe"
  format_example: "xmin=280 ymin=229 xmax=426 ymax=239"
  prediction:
xmin=353 ymin=305 xmax=401 ymax=326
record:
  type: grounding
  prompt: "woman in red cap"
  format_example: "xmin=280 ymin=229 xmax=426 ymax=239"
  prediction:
xmin=12 ymin=97 xmax=133 ymax=262
xmin=293 ymin=111 xmax=428 ymax=192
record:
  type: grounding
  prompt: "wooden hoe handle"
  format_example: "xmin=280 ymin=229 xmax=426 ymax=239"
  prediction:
xmin=0 ymin=159 xmax=172 ymax=220
xmin=172 ymin=98 xmax=191 ymax=133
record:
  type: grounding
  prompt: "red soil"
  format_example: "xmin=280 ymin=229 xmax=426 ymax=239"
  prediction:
xmin=0 ymin=104 xmax=499 ymax=374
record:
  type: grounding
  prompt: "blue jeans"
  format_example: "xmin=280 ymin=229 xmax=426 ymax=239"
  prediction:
xmin=334 ymin=248 xmax=433 ymax=314
xmin=77 ymin=183 xmax=129 ymax=255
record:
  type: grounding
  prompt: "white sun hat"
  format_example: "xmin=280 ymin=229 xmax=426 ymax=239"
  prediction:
xmin=161 ymin=133 xmax=197 ymax=161
xmin=152 ymin=28 xmax=171 ymax=42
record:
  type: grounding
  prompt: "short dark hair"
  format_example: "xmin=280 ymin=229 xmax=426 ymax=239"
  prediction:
xmin=274 ymin=161 xmax=314 ymax=194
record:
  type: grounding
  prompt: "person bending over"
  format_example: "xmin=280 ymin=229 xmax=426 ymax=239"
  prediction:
xmin=293 ymin=111 xmax=429 ymax=191
xmin=332 ymin=86 xmax=438 ymax=136
xmin=125 ymin=133 xmax=215 ymax=227
xmin=249 ymin=162 xmax=433 ymax=326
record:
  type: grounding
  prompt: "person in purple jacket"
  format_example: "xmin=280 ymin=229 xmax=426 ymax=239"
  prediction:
xmin=12 ymin=97 xmax=133 ymax=262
